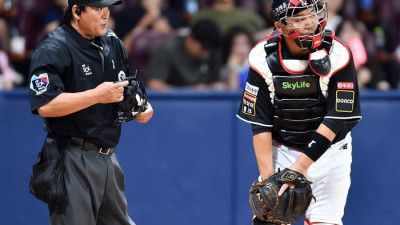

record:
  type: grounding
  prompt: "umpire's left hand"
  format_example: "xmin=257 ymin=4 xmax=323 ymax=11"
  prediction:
xmin=134 ymin=101 xmax=153 ymax=123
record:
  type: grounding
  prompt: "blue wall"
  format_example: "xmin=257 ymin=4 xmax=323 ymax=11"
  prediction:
xmin=0 ymin=89 xmax=399 ymax=225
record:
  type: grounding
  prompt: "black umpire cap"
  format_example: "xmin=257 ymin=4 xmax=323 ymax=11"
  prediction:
xmin=68 ymin=0 xmax=123 ymax=7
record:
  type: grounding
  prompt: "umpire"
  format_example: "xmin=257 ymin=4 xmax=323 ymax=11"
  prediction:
xmin=28 ymin=0 xmax=153 ymax=225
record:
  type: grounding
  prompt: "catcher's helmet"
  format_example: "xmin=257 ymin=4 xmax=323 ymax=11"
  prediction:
xmin=271 ymin=0 xmax=328 ymax=50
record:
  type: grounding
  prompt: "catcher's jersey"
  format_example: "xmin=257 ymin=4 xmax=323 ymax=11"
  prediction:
xmin=236 ymin=32 xmax=362 ymax=148
xmin=28 ymin=24 xmax=130 ymax=147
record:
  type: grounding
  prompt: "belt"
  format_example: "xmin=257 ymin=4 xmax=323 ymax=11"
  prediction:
xmin=71 ymin=137 xmax=116 ymax=155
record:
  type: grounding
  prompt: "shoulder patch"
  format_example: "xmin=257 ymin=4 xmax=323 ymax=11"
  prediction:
xmin=249 ymin=39 xmax=270 ymax=79
xmin=241 ymin=91 xmax=257 ymax=116
xmin=248 ymin=39 xmax=276 ymax=104
xmin=30 ymin=73 xmax=49 ymax=95
xmin=329 ymin=39 xmax=351 ymax=75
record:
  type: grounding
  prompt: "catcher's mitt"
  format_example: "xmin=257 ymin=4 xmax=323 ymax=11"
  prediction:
xmin=115 ymin=71 xmax=147 ymax=123
xmin=249 ymin=168 xmax=314 ymax=224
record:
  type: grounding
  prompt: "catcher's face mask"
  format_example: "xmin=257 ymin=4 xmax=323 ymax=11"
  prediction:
xmin=115 ymin=73 xmax=147 ymax=123
xmin=275 ymin=0 xmax=328 ymax=50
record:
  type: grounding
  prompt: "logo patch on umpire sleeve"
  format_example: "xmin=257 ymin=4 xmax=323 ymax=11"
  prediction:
xmin=336 ymin=90 xmax=354 ymax=112
xmin=30 ymin=73 xmax=49 ymax=95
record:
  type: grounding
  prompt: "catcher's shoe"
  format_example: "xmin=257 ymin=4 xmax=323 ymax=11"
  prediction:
xmin=252 ymin=217 xmax=280 ymax=225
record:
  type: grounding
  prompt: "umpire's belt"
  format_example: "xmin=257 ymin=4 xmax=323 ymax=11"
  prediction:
xmin=71 ymin=137 xmax=116 ymax=155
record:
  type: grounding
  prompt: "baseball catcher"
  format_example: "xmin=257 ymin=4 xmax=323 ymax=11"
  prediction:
xmin=249 ymin=168 xmax=314 ymax=225
xmin=236 ymin=0 xmax=362 ymax=224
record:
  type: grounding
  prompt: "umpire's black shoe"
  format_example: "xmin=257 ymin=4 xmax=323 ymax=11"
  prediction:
xmin=252 ymin=217 xmax=280 ymax=225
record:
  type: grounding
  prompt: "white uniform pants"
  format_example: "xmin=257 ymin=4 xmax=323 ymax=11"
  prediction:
xmin=272 ymin=133 xmax=353 ymax=225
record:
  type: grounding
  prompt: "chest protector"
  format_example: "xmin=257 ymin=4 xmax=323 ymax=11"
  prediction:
xmin=265 ymin=31 xmax=334 ymax=148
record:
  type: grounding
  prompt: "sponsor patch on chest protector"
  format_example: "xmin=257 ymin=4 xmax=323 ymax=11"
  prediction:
xmin=336 ymin=90 xmax=354 ymax=112
xmin=242 ymin=91 xmax=257 ymax=116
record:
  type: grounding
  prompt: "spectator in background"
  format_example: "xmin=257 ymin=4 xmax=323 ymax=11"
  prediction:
xmin=114 ymin=0 xmax=183 ymax=83
xmin=147 ymin=19 xmax=222 ymax=89
xmin=39 ymin=0 xmax=117 ymax=41
xmin=356 ymin=0 xmax=400 ymax=89
xmin=336 ymin=20 xmax=376 ymax=90
xmin=373 ymin=0 xmax=400 ymax=89
xmin=0 ymin=49 xmax=16 ymax=89
xmin=220 ymin=26 xmax=254 ymax=90
xmin=0 ymin=0 xmax=22 ymax=89
xmin=42 ymin=0 xmax=68 ymax=34
xmin=0 ymin=17 xmax=9 ymax=53
xmin=325 ymin=0 xmax=344 ymax=31
xmin=326 ymin=0 xmax=391 ymax=90
xmin=114 ymin=0 xmax=184 ymax=54
xmin=0 ymin=0 xmax=10 ymax=52
xmin=1 ymin=0 xmax=18 ymax=54
xmin=190 ymin=0 xmax=265 ymax=35
xmin=34 ymin=0 xmax=68 ymax=45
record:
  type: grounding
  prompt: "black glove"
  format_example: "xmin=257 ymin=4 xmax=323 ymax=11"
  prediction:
xmin=249 ymin=168 xmax=314 ymax=224
xmin=115 ymin=74 xmax=147 ymax=123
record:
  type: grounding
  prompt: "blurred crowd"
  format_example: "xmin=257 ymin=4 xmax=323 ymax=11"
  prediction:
xmin=0 ymin=0 xmax=399 ymax=91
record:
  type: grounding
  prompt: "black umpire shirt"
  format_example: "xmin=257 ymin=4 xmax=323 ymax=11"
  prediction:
xmin=29 ymin=24 xmax=130 ymax=148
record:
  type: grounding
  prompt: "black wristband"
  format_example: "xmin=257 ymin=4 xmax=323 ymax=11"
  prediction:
xmin=303 ymin=132 xmax=332 ymax=162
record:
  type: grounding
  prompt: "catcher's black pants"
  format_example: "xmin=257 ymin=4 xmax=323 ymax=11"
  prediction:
xmin=48 ymin=140 xmax=135 ymax=225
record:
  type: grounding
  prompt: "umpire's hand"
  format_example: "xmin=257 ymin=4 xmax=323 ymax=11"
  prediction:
xmin=134 ymin=99 xmax=153 ymax=123
xmin=94 ymin=81 xmax=129 ymax=103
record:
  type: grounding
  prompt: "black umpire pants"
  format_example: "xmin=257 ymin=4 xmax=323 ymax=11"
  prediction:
xmin=48 ymin=139 xmax=135 ymax=225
